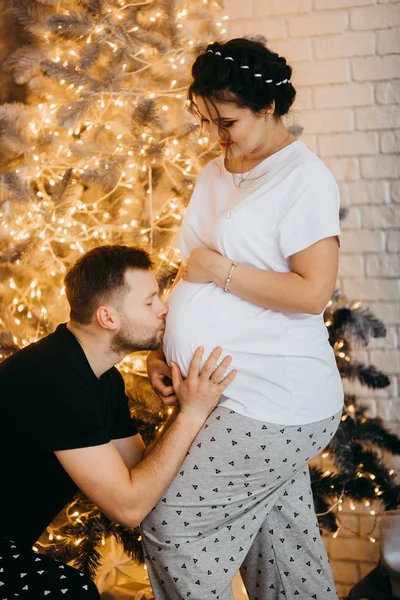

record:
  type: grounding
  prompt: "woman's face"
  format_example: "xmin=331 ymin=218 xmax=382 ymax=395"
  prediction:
xmin=194 ymin=95 xmax=272 ymax=160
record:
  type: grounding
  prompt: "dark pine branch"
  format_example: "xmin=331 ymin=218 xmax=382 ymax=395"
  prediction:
xmin=113 ymin=525 xmax=144 ymax=564
xmin=338 ymin=358 xmax=390 ymax=389
xmin=329 ymin=306 xmax=387 ymax=346
xmin=354 ymin=409 xmax=400 ymax=455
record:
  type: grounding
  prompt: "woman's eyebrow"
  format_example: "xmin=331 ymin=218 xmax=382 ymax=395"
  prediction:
xmin=198 ymin=112 xmax=236 ymax=122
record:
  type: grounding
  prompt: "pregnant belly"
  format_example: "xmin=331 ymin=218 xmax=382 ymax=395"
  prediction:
xmin=162 ymin=280 xmax=282 ymax=377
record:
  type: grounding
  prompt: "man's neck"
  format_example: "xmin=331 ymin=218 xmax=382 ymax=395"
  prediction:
xmin=66 ymin=321 xmax=122 ymax=379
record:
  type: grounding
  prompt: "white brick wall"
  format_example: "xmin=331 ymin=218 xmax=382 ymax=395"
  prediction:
xmin=225 ymin=0 xmax=400 ymax=594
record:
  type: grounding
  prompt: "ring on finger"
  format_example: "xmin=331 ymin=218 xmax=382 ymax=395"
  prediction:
xmin=210 ymin=379 xmax=217 ymax=385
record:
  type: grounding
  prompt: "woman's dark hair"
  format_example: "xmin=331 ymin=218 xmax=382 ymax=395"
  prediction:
xmin=188 ymin=38 xmax=296 ymax=119
xmin=64 ymin=245 xmax=152 ymax=325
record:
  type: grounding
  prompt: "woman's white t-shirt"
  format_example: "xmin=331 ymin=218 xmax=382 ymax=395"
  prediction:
xmin=163 ymin=141 xmax=344 ymax=425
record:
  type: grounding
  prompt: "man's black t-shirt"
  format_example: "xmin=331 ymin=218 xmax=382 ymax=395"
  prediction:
xmin=0 ymin=324 xmax=138 ymax=549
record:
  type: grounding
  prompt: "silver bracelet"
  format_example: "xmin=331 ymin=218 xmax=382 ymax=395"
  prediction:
xmin=224 ymin=262 xmax=237 ymax=293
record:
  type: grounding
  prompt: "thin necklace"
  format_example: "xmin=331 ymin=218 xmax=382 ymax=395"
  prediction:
xmin=235 ymin=131 xmax=293 ymax=187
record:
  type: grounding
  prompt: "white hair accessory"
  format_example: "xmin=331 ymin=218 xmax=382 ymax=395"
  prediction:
xmin=203 ymin=50 xmax=291 ymax=86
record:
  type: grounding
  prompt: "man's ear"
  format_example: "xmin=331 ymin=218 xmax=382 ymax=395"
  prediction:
xmin=95 ymin=305 xmax=119 ymax=331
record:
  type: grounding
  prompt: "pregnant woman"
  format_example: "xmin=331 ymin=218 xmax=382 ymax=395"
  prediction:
xmin=144 ymin=38 xmax=344 ymax=600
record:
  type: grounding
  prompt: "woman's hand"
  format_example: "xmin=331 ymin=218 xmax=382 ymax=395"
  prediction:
xmin=170 ymin=347 xmax=236 ymax=424
xmin=182 ymin=248 xmax=228 ymax=284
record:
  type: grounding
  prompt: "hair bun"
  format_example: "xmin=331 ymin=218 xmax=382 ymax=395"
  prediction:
xmin=189 ymin=38 xmax=296 ymax=117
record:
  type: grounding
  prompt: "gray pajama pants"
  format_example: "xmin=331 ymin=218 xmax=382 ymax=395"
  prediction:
xmin=141 ymin=407 xmax=342 ymax=600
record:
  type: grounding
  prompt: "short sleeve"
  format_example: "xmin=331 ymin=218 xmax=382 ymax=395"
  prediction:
xmin=107 ymin=368 xmax=138 ymax=440
xmin=278 ymin=162 xmax=341 ymax=259
xmin=28 ymin=381 xmax=111 ymax=452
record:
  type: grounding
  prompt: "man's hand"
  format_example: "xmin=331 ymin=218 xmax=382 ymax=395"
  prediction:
xmin=147 ymin=350 xmax=177 ymax=405
xmin=170 ymin=346 xmax=236 ymax=424
xmin=182 ymin=248 xmax=228 ymax=284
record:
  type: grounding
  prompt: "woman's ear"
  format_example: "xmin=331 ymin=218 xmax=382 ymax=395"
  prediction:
xmin=258 ymin=101 xmax=275 ymax=120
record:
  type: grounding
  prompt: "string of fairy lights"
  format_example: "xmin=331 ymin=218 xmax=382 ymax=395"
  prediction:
xmin=1 ymin=0 xmax=395 ymax=561
xmin=0 ymin=0 xmax=226 ymax=365
xmin=321 ymin=299 xmax=396 ymax=543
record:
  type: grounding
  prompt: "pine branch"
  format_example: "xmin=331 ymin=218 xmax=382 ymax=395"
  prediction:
xmin=0 ymin=103 xmax=31 ymax=155
xmin=338 ymin=358 xmax=390 ymax=389
xmin=330 ymin=306 xmax=387 ymax=345
xmin=0 ymin=172 xmax=34 ymax=203
xmin=3 ymin=45 xmax=47 ymax=85
xmin=46 ymin=512 xmax=104 ymax=577
xmin=80 ymin=159 xmax=125 ymax=191
xmin=325 ymin=425 xmax=400 ymax=509
xmin=40 ymin=59 xmax=96 ymax=88
xmin=354 ymin=448 xmax=400 ymax=509
xmin=77 ymin=0 xmax=107 ymax=15
xmin=313 ymin=493 xmax=338 ymax=533
xmin=45 ymin=11 xmax=92 ymax=40
xmin=78 ymin=42 xmax=103 ymax=71
xmin=154 ymin=263 xmax=178 ymax=292
xmin=37 ymin=0 xmax=69 ymax=5
xmin=115 ymin=23 xmax=169 ymax=55
xmin=328 ymin=422 xmax=360 ymax=477
xmin=0 ymin=239 xmax=33 ymax=264
xmin=355 ymin=410 xmax=400 ymax=455
xmin=99 ymin=47 xmax=128 ymax=87
xmin=69 ymin=138 xmax=112 ymax=158
xmin=310 ymin=468 xmax=344 ymax=497
xmin=132 ymin=99 xmax=161 ymax=128
xmin=113 ymin=525 xmax=144 ymax=564
xmin=51 ymin=168 xmax=74 ymax=204
xmin=72 ymin=515 xmax=107 ymax=576
xmin=0 ymin=331 xmax=20 ymax=356
xmin=57 ymin=99 xmax=93 ymax=129
xmin=10 ymin=0 xmax=57 ymax=31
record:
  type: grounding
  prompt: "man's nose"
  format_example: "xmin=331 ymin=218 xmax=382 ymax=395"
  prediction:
xmin=159 ymin=301 xmax=168 ymax=317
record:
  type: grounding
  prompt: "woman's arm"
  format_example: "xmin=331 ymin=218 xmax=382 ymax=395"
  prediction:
xmin=184 ymin=237 xmax=339 ymax=315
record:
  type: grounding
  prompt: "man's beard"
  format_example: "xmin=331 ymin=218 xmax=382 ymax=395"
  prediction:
xmin=110 ymin=314 xmax=163 ymax=355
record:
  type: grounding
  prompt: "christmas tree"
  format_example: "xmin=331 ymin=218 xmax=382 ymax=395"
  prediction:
xmin=0 ymin=0 xmax=225 ymax=577
xmin=0 ymin=0 xmax=399 ymax=589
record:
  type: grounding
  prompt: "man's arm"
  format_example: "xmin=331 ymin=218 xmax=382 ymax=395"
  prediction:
xmin=55 ymin=347 xmax=236 ymax=528
xmin=55 ymin=412 xmax=207 ymax=528
xmin=111 ymin=435 xmax=145 ymax=469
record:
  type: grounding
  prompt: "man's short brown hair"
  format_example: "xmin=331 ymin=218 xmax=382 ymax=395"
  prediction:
xmin=64 ymin=245 xmax=152 ymax=325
